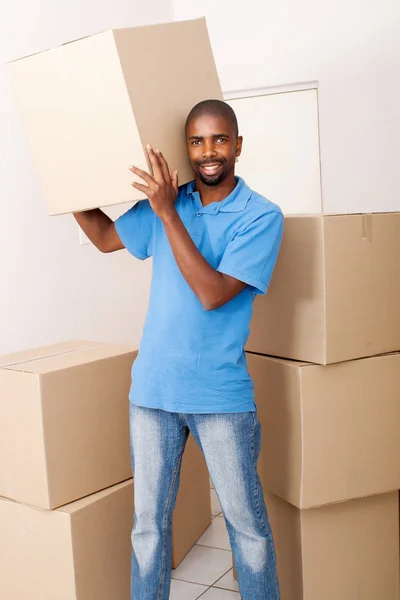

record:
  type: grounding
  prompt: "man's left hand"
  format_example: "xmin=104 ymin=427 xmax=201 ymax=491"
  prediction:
xmin=129 ymin=145 xmax=179 ymax=221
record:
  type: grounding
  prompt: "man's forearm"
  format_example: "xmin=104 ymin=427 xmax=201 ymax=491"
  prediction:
xmin=73 ymin=209 xmax=119 ymax=252
xmin=161 ymin=210 xmax=233 ymax=310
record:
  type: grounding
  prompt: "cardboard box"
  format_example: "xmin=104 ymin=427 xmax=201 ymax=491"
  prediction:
xmin=248 ymin=351 xmax=400 ymax=509
xmin=0 ymin=467 xmax=211 ymax=600
xmin=246 ymin=213 xmax=400 ymax=364
xmin=7 ymin=18 xmax=222 ymax=215
xmin=233 ymin=492 xmax=399 ymax=600
xmin=0 ymin=341 xmax=137 ymax=509
xmin=0 ymin=480 xmax=133 ymax=600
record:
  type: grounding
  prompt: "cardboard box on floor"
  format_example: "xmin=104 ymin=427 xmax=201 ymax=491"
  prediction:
xmin=247 ymin=351 xmax=400 ymax=509
xmin=6 ymin=18 xmax=222 ymax=215
xmin=246 ymin=213 xmax=400 ymax=364
xmin=0 ymin=457 xmax=211 ymax=600
xmin=233 ymin=491 xmax=399 ymax=600
xmin=0 ymin=341 xmax=136 ymax=509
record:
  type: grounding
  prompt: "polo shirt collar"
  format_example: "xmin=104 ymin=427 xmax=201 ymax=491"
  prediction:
xmin=186 ymin=177 xmax=252 ymax=213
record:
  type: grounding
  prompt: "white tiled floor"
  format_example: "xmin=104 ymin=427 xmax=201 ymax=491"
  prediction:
xmin=170 ymin=486 xmax=240 ymax=599
xmin=197 ymin=515 xmax=231 ymax=551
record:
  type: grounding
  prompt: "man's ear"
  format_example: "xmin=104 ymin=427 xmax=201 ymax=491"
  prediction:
xmin=236 ymin=136 xmax=243 ymax=158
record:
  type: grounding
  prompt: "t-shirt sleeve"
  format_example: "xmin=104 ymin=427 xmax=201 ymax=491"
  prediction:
xmin=114 ymin=200 xmax=154 ymax=260
xmin=217 ymin=209 xmax=284 ymax=295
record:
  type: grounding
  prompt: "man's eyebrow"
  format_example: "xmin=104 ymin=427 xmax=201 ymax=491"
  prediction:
xmin=187 ymin=133 xmax=230 ymax=140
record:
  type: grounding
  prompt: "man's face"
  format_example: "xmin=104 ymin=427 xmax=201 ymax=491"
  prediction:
xmin=186 ymin=113 xmax=242 ymax=186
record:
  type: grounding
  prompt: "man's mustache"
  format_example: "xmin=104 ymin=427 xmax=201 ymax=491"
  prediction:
xmin=196 ymin=159 xmax=225 ymax=166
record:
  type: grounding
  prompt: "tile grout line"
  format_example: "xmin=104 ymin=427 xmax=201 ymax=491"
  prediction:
xmin=195 ymin=584 xmax=213 ymax=599
xmin=194 ymin=543 xmax=232 ymax=552
xmin=173 ymin=565 xmax=235 ymax=595
xmin=212 ymin=566 xmax=238 ymax=591
xmin=196 ymin=544 xmax=232 ymax=552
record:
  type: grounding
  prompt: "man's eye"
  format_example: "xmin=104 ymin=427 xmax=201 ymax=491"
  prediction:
xmin=191 ymin=140 xmax=201 ymax=146
xmin=217 ymin=138 xmax=226 ymax=143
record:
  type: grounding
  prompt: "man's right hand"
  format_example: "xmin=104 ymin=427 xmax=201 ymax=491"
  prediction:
xmin=73 ymin=209 xmax=125 ymax=253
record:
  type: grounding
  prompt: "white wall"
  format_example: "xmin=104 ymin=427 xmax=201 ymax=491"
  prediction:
xmin=173 ymin=0 xmax=400 ymax=215
xmin=0 ymin=0 xmax=172 ymax=354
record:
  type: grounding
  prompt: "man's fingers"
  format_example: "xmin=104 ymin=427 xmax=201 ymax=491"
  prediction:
xmin=155 ymin=149 xmax=171 ymax=182
xmin=171 ymin=170 xmax=179 ymax=195
xmin=131 ymin=181 xmax=153 ymax=197
xmin=129 ymin=165 xmax=154 ymax=186
xmin=146 ymin=145 xmax=164 ymax=182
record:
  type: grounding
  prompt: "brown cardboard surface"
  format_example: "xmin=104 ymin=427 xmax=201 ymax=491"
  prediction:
xmin=0 ymin=341 xmax=137 ymax=509
xmin=233 ymin=492 xmax=399 ymax=600
xmin=0 ymin=480 xmax=132 ymax=600
xmin=172 ymin=433 xmax=212 ymax=568
xmin=247 ymin=213 xmax=400 ymax=364
xmin=0 ymin=340 xmax=99 ymax=367
xmin=272 ymin=491 xmax=399 ymax=600
xmin=7 ymin=19 xmax=223 ymax=215
xmin=248 ymin=352 xmax=400 ymax=508
xmin=0 ymin=445 xmax=211 ymax=597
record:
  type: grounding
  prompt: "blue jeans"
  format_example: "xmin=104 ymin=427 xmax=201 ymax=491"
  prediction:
xmin=129 ymin=403 xmax=280 ymax=600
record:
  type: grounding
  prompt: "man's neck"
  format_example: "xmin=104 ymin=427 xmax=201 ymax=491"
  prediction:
xmin=195 ymin=174 xmax=238 ymax=207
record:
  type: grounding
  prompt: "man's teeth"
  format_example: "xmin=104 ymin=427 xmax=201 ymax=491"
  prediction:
xmin=202 ymin=164 xmax=221 ymax=173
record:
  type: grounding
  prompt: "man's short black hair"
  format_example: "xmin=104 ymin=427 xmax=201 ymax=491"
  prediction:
xmin=185 ymin=99 xmax=239 ymax=138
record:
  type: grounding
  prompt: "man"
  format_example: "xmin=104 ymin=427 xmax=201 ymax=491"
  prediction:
xmin=74 ymin=99 xmax=283 ymax=600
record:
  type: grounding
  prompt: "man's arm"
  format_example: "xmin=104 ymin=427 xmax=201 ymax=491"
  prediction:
xmin=130 ymin=146 xmax=283 ymax=310
xmin=161 ymin=212 xmax=247 ymax=310
xmin=130 ymin=146 xmax=246 ymax=311
xmin=73 ymin=209 xmax=124 ymax=253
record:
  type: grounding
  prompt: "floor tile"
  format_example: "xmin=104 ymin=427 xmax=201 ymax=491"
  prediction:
xmin=214 ymin=569 xmax=240 ymax=592
xmin=201 ymin=588 xmax=240 ymax=598
xmin=211 ymin=489 xmax=222 ymax=517
xmin=172 ymin=545 xmax=232 ymax=586
xmin=197 ymin=516 xmax=231 ymax=551
xmin=169 ymin=579 xmax=208 ymax=599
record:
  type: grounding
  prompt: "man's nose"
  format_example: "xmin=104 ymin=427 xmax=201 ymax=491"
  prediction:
xmin=202 ymin=140 xmax=217 ymax=158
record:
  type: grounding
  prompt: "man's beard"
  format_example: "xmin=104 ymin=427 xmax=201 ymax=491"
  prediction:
xmin=195 ymin=158 xmax=228 ymax=187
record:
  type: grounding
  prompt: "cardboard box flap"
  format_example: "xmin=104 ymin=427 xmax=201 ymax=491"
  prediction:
xmin=0 ymin=340 xmax=99 ymax=369
xmin=57 ymin=479 xmax=133 ymax=514
xmin=5 ymin=343 xmax=137 ymax=375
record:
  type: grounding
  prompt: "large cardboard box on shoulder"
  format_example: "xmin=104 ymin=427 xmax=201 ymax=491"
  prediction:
xmin=246 ymin=213 xmax=400 ymax=364
xmin=0 ymin=341 xmax=136 ymax=509
xmin=7 ymin=18 xmax=222 ymax=215
xmin=234 ymin=491 xmax=399 ymax=600
xmin=0 ymin=462 xmax=211 ymax=600
xmin=247 ymin=351 xmax=400 ymax=509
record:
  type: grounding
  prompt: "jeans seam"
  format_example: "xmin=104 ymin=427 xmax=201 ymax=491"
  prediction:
xmin=156 ymin=431 xmax=186 ymax=600
xmin=250 ymin=413 xmax=270 ymax=539
xmin=250 ymin=414 xmax=279 ymax=585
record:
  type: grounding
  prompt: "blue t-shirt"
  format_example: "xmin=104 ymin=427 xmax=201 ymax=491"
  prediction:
xmin=115 ymin=177 xmax=283 ymax=414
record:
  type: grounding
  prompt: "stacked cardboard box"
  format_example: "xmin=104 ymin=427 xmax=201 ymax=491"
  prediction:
xmin=235 ymin=213 xmax=400 ymax=599
xmin=0 ymin=341 xmax=212 ymax=598
xmin=6 ymin=18 xmax=223 ymax=216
